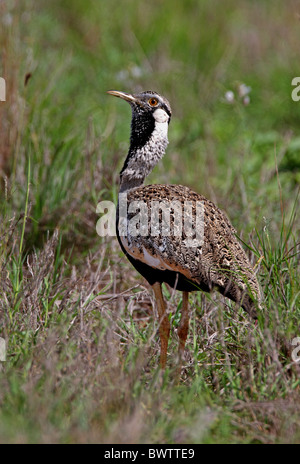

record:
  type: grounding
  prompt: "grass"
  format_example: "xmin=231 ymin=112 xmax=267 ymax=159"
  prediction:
xmin=0 ymin=0 xmax=300 ymax=444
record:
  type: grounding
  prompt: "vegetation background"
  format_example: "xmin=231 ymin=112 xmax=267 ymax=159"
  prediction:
xmin=0 ymin=0 xmax=299 ymax=444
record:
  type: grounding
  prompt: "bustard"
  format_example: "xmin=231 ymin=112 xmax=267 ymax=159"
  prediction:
xmin=107 ymin=90 xmax=261 ymax=369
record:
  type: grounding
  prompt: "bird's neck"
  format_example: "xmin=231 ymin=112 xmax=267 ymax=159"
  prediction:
xmin=119 ymin=114 xmax=169 ymax=193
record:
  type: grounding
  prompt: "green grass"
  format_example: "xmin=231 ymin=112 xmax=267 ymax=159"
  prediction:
xmin=0 ymin=0 xmax=300 ymax=444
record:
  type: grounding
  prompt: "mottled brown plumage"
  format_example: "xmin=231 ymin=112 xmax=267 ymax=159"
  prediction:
xmin=108 ymin=90 xmax=261 ymax=369
xmin=119 ymin=184 xmax=260 ymax=315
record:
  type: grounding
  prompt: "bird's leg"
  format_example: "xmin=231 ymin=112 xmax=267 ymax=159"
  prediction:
xmin=177 ymin=291 xmax=189 ymax=364
xmin=152 ymin=282 xmax=170 ymax=369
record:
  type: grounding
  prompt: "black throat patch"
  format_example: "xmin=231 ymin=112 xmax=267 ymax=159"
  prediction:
xmin=120 ymin=108 xmax=155 ymax=175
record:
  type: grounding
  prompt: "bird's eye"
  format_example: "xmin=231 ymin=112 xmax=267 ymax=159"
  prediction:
xmin=148 ymin=97 xmax=158 ymax=107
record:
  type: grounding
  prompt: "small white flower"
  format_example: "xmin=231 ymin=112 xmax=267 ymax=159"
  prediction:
xmin=116 ymin=69 xmax=129 ymax=82
xmin=224 ymin=90 xmax=235 ymax=103
xmin=131 ymin=66 xmax=143 ymax=78
xmin=238 ymin=83 xmax=251 ymax=98
xmin=243 ymin=95 xmax=250 ymax=105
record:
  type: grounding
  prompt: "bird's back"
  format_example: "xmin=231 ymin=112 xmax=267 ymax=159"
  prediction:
xmin=117 ymin=183 xmax=261 ymax=318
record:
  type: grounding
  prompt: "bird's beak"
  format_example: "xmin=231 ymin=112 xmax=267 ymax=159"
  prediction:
xmin=107 ymin=90 xmax=138 ymax=104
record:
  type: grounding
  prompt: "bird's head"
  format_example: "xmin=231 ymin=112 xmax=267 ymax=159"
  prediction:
xmin=107 ymin=89 xmax=172 ymax=124
xmin=107 ymin=90 xmax=172 ymax=190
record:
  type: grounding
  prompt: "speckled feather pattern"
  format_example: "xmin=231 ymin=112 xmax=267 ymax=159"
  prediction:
xmin=120 ymin=123 xmax=169 ymax=192
xmin=119 ymin=184 xmax=261 ymax=317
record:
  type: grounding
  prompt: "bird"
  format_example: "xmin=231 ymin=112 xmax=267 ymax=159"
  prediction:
xmin=107 ymin=89 xmax=261 ymax=370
